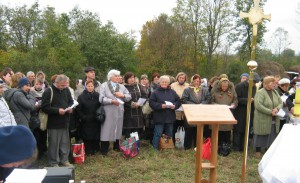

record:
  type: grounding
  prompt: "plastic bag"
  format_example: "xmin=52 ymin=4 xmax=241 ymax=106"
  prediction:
xmin=119 ymin=137 xmax=139 ymax=158
xmin=130 ymin=132 xmax=140 ymax=151
xmin=72 ymin=143 xmax=86 ymax=164
xmin=175 ymin=126 xmax=185 ymax=149
xmin=202 ymin=138 xmax=211 ymax=160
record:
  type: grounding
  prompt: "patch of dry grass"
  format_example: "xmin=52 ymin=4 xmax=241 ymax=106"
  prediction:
xmin=34 ymin=140 xmax=262 ymax=182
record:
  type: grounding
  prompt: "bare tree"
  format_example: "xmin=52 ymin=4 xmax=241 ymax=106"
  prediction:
xmin=270 ymin=27 xmax=290 ymax=57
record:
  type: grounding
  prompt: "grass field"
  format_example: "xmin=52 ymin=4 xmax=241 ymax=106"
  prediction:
xmin=34 ymin=140 xmax=262 ymax=183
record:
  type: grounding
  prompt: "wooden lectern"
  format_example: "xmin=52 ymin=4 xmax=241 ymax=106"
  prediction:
xmin=182 ymin=104 xmax=237 ymax=183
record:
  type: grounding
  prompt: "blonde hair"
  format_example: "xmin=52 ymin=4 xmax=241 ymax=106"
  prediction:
xmin=263 ymin=76 xmax=275 ymax=87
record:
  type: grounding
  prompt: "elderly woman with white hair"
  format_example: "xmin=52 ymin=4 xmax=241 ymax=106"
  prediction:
xmin=149 ymin=75 xmax=181 ymax=150
xmin=99 ymin=69 xmax=131 ymax=155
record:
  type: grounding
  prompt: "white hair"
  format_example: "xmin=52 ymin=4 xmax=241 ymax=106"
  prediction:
xmin=107 ymin=69 xmax=120 ymax=81
xmin=159 ymin=75 xmax=170 ymax=83
xmin=26 ymin=71 xmax=35 ymax=77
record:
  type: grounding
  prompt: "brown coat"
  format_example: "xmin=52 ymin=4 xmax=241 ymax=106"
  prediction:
xmin=211 ymin=86 xmax=238 ymax=131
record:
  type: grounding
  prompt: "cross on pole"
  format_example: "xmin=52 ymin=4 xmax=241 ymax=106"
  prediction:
xmin=240 ymin=0 xmax=271 ymax=60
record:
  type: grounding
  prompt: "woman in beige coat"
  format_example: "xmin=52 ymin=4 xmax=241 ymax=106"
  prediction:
xmin=253 ymin=76 xmax=282 ymax=158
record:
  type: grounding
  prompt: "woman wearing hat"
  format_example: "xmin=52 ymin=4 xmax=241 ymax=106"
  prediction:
xmin=4 ymin=78 xmax=36 ymax=128
xmin=0 ymin=126 xmax=37 ymax=182
xmin=181 ymin=74 xmax=211 ymax=149
xmin=275 ymin=78 xmax=290 ymax=131
xmin=211 ymin=77 xmax=238 ymax=155
xmin=253 ymin=76 xmax=282 ymax=158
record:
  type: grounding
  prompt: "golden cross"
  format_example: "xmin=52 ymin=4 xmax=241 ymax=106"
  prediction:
xmin=240 ymin=0 xmax=271 ymax=60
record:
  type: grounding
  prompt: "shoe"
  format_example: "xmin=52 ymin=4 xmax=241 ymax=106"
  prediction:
xmin=61 ymin=162 xmax=73 ymax=167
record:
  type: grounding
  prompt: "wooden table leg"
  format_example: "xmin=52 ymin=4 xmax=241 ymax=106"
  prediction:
xmin=209 ymin=124 xmax=219 ymax=183
xmin=195 ymin=124 xmax=204 ymax=183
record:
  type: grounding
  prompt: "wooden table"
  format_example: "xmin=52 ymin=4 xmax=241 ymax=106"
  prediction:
xmin=182 ymin=104 xmax=237 ymax=183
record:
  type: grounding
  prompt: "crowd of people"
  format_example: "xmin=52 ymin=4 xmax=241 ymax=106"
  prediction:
xmin=0 ymin=66 xmax=300 ymax=181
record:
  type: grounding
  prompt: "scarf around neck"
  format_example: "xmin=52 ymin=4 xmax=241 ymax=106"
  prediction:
xmin=108 ymin=80 xmax=120 ymax=94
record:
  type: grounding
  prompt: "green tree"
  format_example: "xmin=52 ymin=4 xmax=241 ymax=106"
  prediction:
xmin=137 ymin=14 xmax=189 ymax=76
xmin=4 ymin=2 xmax=41 ymax=52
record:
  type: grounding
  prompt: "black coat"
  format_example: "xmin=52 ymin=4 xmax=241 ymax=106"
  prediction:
xmin=76 ymin=90 xmax=100 ymax=140
xmin=149 ymin=86 xmax=181 ymax=124
xmin=41 ymin=84 xmax=73 ymax=129
xmin=123 ymin=84 xmax=145 ymax=129
xmin=233 ymin=81 xmax=256 ymax=133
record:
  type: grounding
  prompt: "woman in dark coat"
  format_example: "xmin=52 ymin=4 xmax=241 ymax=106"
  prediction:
xmin=233 ymin=79 xmax=257 ymax=151
xmin=149 ymin=75 xmax=181 ymax=150
xmin=181 ymin=74 xmax=211 ymax=149
xmin=123 ymin=72 xmax=147 ymax=138
xmin=76 ymin=80 xmax=101 ymax=155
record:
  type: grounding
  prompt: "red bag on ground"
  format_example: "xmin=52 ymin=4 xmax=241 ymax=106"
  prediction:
xmin=202 ymin=138 xmax=211 ymax=160
xmin=119 ymin=137 xmax=139 ymax=158
xmin=72 ymin=143 xmax=86 ymax=164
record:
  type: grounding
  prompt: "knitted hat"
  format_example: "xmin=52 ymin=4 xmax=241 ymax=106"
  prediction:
xmin=18 ymin=78 xmax=30 ymax=88
xmin=0 ymin=126 xmax=36 ymax=165
xmin=240 ymin=73 xmax=249 ymax=78
xmin=278 ymin=78 xmax=290 ymax=85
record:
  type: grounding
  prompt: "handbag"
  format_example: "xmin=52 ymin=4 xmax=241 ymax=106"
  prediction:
xmin=202 ymin=138 xmax=211 ymax=160
xmin=96 ymin=105 xmax=105 ymax=123
xmin=39 ymin=87 xmax=53 ymax=131
xmin=175 ymin=126 xmax=185 ymax=149
xmin=119 ymin=137 xmax=139 ymax=158
xmin=159 ymin=134 xmax=174 ymax=150
xmin=72 ymin=143 xmax=86 ymax=164
xmin=142 ymin=101 xmax=152 ymax=115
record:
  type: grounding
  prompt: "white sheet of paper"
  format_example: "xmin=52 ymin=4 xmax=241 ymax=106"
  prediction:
xmin=6 ymin=168 xmax=47 ymax=183
xmin=64 ymin=100 xmax=79 ymax=112
xmin=276 ymin=108 xmax=286 ymax=118
xmin=137 ymin=98 xmax=147 ymax=106
xmin=281 ymin=95 xmax=288 ymax=103
xmin=176 ymin=106 xmax=183 ymax=112
xmin=116 ymin=98 xmax=124 ymax=104
xmin=165 ymin=101 xmax=173 ymax=107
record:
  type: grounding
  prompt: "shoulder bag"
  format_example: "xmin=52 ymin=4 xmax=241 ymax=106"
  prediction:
xmin=39 ymin=87 xmax=53 ymax=131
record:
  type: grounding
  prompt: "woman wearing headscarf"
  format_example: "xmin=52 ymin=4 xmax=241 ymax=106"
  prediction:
xmin=211 ymin=77 xmax=238 ymax=152
xmin=77 ymin=80 xmax=101 ymax=155
xmin=123 ymin=72 xmax=146 ymax=138
xmin=149 ymin=75 xmax=181 ymax=150
xmin=99 ymin=69 xmax=131 ymax=155
xmin=253 ymin=76 xmax=282 ymax=158
xmin=181 ymin=74 xmax=211 ymax=149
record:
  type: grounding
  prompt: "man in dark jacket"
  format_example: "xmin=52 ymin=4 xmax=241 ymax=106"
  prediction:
xmin=41 ymin=74 xmax=73 ymax=167
xmin=232 ymin=73 xmax=259 ymax=151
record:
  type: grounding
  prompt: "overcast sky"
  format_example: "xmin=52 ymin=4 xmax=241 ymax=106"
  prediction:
xmin=1 ymin=0 xmax=300 ymax=54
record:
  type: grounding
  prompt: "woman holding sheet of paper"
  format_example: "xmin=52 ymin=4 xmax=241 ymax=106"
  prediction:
xmin=123 ymin=72 xmax=147 ymax=138
xmin=253 ymin=76 xmax=282 ymax=158
xmin=149 ymin=75 xmax=181 ymax=150
xmin=99 ymin=69 xmax=131 ymax=155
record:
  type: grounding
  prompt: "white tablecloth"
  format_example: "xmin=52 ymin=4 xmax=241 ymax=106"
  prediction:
xmin=259 ymin=124 xmax=300 ymax=183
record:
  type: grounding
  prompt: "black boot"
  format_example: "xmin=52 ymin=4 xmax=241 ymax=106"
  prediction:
xmin=113 ymin=140 xmax=120 ymax=151
xmin=100 ymin=141 xmax=109 ymax=155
